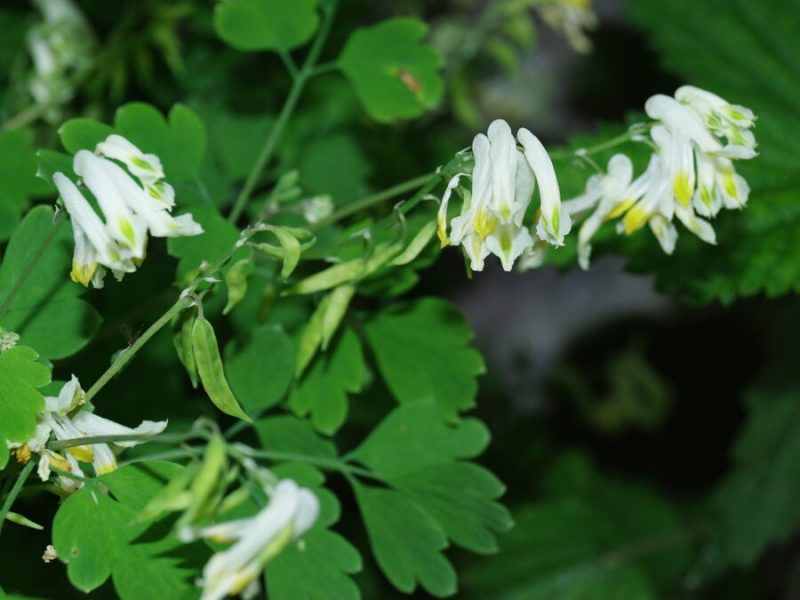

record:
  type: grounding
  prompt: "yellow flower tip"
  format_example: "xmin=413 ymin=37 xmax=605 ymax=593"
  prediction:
xmin=96 ymin=463 xmax=117 ymax=476
xmin=551 ymin=208 xmax=560 ymax=236
xmin=47 ymin=451 xmax=72 ymax=473
xmin=622 ymin=206 xmax=649 ymax=234
xmin=70 ymin=260 xmax=97 ymax=287
xmin=700 ymin=186 xmax=713 ymax=207
xmin=437 ymin=216 xmax=450 ymax=248
xmin=69 ymin=445 xmax=95 ymax=463
xmin=230 ymin=572 xmax=256 ymax=596
xmin=605 ymin=199 xmax=635 ymax=221
xmin=673 ymin=173 xmax=693 ymax=206
xmin=475 ymin=209 xmax=498 ymax=240
xmin=15 ymin=445 xmax=32 ymax=464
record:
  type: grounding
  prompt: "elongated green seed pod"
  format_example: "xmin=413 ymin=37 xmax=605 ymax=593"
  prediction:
xmin=192 ymin=317 xmax=251 ymax=422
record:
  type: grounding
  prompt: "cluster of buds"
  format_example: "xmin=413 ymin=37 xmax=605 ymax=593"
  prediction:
xmin=53 ymin=135 xmax=203 ymax=288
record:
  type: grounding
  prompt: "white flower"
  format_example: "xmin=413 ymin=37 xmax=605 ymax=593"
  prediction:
xmin=438 ymin=119 xmax=568 ymax=272
xmin=12 ymin=376 xmax=166 ymax=488
xmin=197 ymin=479 xmax=319 ymax=600
xmin=54 ymin=135 xmax=203 ymax=288
xmin=538 ymin=0 xmax=598 ymax=54
xmin=563 ymin=86 xmax=756 ymax=268
xmin=96 ymin=134 xmax=165 ymax=184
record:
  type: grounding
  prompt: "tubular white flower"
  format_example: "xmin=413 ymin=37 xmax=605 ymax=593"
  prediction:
xmin=74 ymin=151 xmax=148 ymax=259
xmin=676 ymin=85 xmax=757 ymax=157
xmin=56 ymin=134 xmax=202 ymax=287
xmin=71 ymin=411 xmax=167 ymax=448
xmin=518 ymin=127 xmax=570 ymax=246
xmin=198 ymin=480 xmax=319 ymax=600
xmin=53 ymin=172 xmax=133 ymax=287
xmin=569 ymin=154 xmax=634 ymax=269
xmin=96 ymin=134 xmax=165 ymax=183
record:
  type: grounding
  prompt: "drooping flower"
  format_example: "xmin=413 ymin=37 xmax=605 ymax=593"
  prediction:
xmin=563 ymin=86 xmax=756 ymax=268
xmin=437 ymin=119 xmax=569 ymax=272
xmin=537 ymin=0 xmax=598 ymax=54
xmin=53 ymin=134 xmax=203 ymax=288
xmin=8 ymin=376 xmax=166 ymax=490
xmin=196 ymin=479 xmax=319 ymax=600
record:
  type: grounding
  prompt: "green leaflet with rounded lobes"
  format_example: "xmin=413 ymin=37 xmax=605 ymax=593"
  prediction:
xmin=338 ymin=18 xmax=444 ymax=123
xmin=223 ymin=257 xmax=253 ymax=315
xmin=0 ymin=345 xmax=51 ymax=469
xmin=225 ymin=325 xmax=296 ymax=413
xmin=213 ymin=0 xmax=319 ymax=53
xmin=191 ymin=317 xmax=251 ymax=422
xmin=0 ymin=128 xmax=49 ymax=241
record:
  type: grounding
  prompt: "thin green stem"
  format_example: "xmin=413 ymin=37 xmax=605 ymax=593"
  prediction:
xmin=0 ymin=210 xmax=67 ymax=322
xmin=85 ymin=295 xmax=191 ymax=402
xmin=0 ymin=461 xmax=35 ymax=537
xmin=279 ymin=51 xmax=299 ymax=80
xmin=227 ymin=0 xmax=339 ymax=223
xmin=0 ymin=105 xmax=45 ymax=133
xmin=314 ymin=172 xmax=436 ymax=228
xmin=549 ymin=124 xmax=650 ymax=162
xmin=233 ymin=446 xmax=382 ymax=482
xmin=49 ymin=429 xmax=209 ymax=451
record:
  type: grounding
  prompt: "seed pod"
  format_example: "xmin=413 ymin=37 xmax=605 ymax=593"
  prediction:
xmin=172 ymin=306 xmax=199 ymax=388
xmin=192 ymin=317 xmax=251 ymax=422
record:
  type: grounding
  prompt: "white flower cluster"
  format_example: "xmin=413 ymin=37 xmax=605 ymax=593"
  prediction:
xmin=53 ymin=135 xmax=203 ymax=288
xmin=192 ymin=479 xmax=319 ymax=600
xmin=437 ymin=119 xmax=569 ymax=272
xmin=8 ymin=376 xmax=166 ymax=493
xmin=439 ymin=86 xmax=756 ymax=273
xmin=27 ymin=0 xmax=94 ymax=116
xmin=566 ymin=86 xmax=757 ymax=269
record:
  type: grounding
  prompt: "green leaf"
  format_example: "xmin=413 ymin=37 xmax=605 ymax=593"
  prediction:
xmin=624 ymin=0 xmax=800 ymax=302
xmin=354 ymin=483 xmax=455 ymax=597
xmin=289 ymin=327 xmax=365 ymax=435
xmin=351 ymin=401 xmax=490 ymax=479
xmin=167 ymin=205 xmax=240 ymax=284
xmin=0 ymin=206 xmax=101 ymax=360
xmin=266 ymin=463 xmax=362 ymax=600
xmin=0 ymin=129 xmax=48 ymax=241
xmin=465 ymin=453 xmax=690 ymax=599
xmin=52 ymin=462 xmax=195 ymax=599
xmin=466 ymin=500 xmax=658 ymax=600
xmin=700 ymin=390 xmax=800 ymax=575
xmin=225 ymin=325 xmax=296 ymax=413
xmin=214 ymin=0 xmax=320 ymax=53
xmin=0 ymin=346 xmax=50 ymax=469
xmin=338 ymin=18 xmax=444 ymax=122
xmin=115 ymin=103 xmax=206 ymax=182
xmin=298 ymin=133 xmax=370 ymax=206
xmin=364 ymin=297 xmax=485 ymax=421
xmin=58 ymin=118 xmax=114 ymax=154
xmin=255 ymin=415 xmax=338 ymax=459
